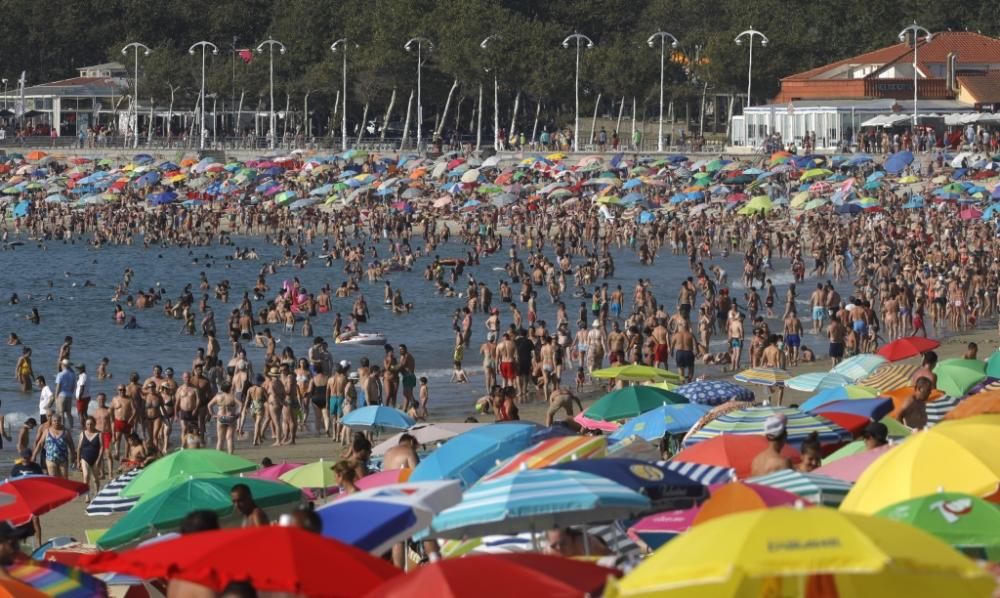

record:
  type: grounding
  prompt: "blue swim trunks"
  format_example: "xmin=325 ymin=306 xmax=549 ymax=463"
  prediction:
xmin=812 ymin=306 xmax=825 ymax=320
xmin=329 ymin=396 xmax=344 ymax=418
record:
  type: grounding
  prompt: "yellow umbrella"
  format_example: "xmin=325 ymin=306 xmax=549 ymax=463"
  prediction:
xmin=545 ymin=152 xmax=565 ymax=161
xmin=737 ymin=196 xmax=772 ymax=216
xmin=898 ymin=175 xmax=921 ymax=184
xmin=591 ymin=364 xmax=683 ymax=383
xmin=857 ymin=363 xmax=917 ymax=393
xmin=604 ymin=506 xmax=993 ymax=597
xmin=789 ymin=191 xmax=811 ymax=208
xmin=840 ymin=415 xmax=1000 ymax=514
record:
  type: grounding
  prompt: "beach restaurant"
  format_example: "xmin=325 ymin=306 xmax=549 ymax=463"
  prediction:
xmin=730 ymin=31 xmax=1000 ymax=150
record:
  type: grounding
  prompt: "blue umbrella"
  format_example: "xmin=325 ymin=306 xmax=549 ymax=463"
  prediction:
xmin=621 ymin=191 xmax=644 ymax=204
xmin=310 ymin=183 xmax=333 ymax=196
xmin=609 ymin=403 xmax=710 ymax=442
xmin=133 ymin=171 xmax=161 ymax=188
xmin=902 ymin=195 xmax=925 ymax=209
xmin=12 ymin=200 xmax=29 ymax=217
xmin=674 ymin=380 xmax=754 ymax=406
xmin=846 ymin=154 xmax=872 ymax=167
xmin=811 ymin=398 xmax=893 ymax=421
xmin=317 ymin=500 xmax=422 ymax=553
xmin=427 ymin=469 xmax=649 ymax=539
xmin=341 ymin=405 xmax=414 ymax=431
xmin=623 ymin=178 xmax=643 ymax=189
xmin=133 ymin=153 xmax=154 ymax=164
xmin=148 ymin=191 xmax=178 ymax=205
xmin=409 ymin=423 xmax=539 ymax=488
xmin=884 ymin=150 xmax=914 ymax=174
xmin=548 ymin=458 xmax=707 ymax=508
xmin=663 ymin=461 xmax=735 ymax=485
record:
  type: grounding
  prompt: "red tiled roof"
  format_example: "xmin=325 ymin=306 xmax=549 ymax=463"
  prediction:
xmin=958 ymin=71 xmax=1000 ymax=103
xmin=783 ymin=31 xmax=1000 ymax=82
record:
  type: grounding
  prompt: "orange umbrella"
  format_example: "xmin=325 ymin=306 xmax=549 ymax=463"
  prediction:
xmin=25 ymin=151 xmax=47 ymax=161
xmin=692 ymin=481 xmax=804 ymax=526
xmin=180 ymin=158 xmax=197 ymax=167
xmin=672 ymin=435 xmax=801 ymax=479
xmin=943 ymin=390 xmax=1000 ymax=421
xmin=409 ymin=167 xmax=427 ymax=179
xmin=880 ymin=386 xmax=944 ymax=418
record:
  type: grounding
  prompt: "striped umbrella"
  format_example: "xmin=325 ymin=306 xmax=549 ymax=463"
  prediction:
xmin=746 ymin=470 xmax=854 ymax=506
xmin=7 ymin=560 xmax=107 ymax=597
xmin=683 ymin=406 xmax=852 ymax=448
xmin=831 ymin=354 xmax=888 ymax=380
xmin=660 ymin=461 xmax=736 ymax=485
xmin=733 ymin=367 xmax=789 ymax=387
xmin=857 ymin=363 xmax=917 ymax=393
xmin=926 ymin=395 xmax=966 ymax=425
xmin=675 ymin=380 xmax=755 ymax=406
xmin=481 ymin=437 xmax=607 ymax=482
xmin=86 ymin=469 xmax=140 ymax=516
xmin=427 ymin=469 xmax=650 ymax=539
xmin=799 ymin=385 xmax=880 ymax=412
xmin=785 ymin=371 xmax=853 ymax=392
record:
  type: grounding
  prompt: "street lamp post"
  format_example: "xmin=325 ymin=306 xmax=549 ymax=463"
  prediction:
xmin=404 ymin=37 xmax=433 ymax=151
xmin=2 ymin=79 xmax=8 ymax=110
xmin=899 ymin=22 xmax=932 ymax=132
xmin=647 ymin=32 xmax=679 ymax=152
xmin=256 ymin=39 xmax=286 ymax=150
xmin=121 ymin=42 xmax=151 ymax=149
xmin=734 ymin=27 xmax=768 ymax=107
xmin=561 ymin=33 xmax=594 ymax=152
xmin=331 ymin=39 xmax=357 ymax=152
xmin=188 ymin=41 xmax=219 ymax=150
xmin=480 ymin=35 xmax=501 ymax=152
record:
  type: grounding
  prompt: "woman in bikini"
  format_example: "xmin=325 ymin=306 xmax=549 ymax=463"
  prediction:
xmin=208 ymin=381 xmax=239 ymax=455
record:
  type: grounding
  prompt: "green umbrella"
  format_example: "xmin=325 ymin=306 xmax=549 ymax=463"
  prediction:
xmin=121 ymin=449 xmax=256 ymax=497
xmin=591 ymin=364 xmax=683 ymax=383
xmin=985 ymin=350 xmax=1000 ymax=378
xmin=279 ymin=458 xmax=337 ymax=489
xmin=877 ymin=492 xmax=1000 ymax=560
xmin=583 ymin=386 xmax=688 ymax=422
xmin=933 ymin=359 xmax=987 ymax=397
xmin=97 ymin=476 xmax=301 ymax=549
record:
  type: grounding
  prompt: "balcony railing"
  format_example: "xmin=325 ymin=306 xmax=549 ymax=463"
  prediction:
xmin=863 ymin=78 xmax=953 ymax=99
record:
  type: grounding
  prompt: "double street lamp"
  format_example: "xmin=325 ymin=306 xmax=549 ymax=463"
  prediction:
xmin=734 ymin=27 xmax=768 ymax=107
xmin=188 ymin=41 xmax=219 ymax=150
xmin=561 ymin=33 xmax=594 ymax=152
xmin=121 ymin=42 xmax=150 ymax=149
xmin=647 ymin=32 xmax=678 ymax=152
xmin=899 ymin=22 xmax=932 ymax=131
xmin=480 ymin=35 xmax=501 ymax=152
xmin=331 ymin=39 xmax=357 ymax=151
xmin=256 ymin=39 xmax=286 ymax=150
xmin=404 ymin=37 xmax=433 ymax=150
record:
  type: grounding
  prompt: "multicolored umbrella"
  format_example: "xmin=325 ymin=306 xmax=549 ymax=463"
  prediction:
xmin=857 ymin=363 xmax=918 ymax=393
xmin=583 ymin=386 xmax=688 ymax=422
xmin=482 ymin=436 xmax=606 ymax=482
xmin=674 ymin=380 xmax=755 ymax=406
xmin=933 ymin=358 xmax=987 ymax=397
xmin=7 ymin=559 xmax=107 ymax=598
xmin=733 ymin=367 xmax=789 ymax=387
xmin=608 ymin=403 xmax=710 ymax=442
xmin=876 ymin=492 xmax=1000 ymax=560
xmin=682 ymin=406 xmax=852 ymax=449
xmin=604 ymin=507 xmax=994 ymax=598
xmin=746 ymin=470 xmax=854 ymax=506
xmin=549 ymin=458 xmax=707 ymax=508
xmin=428 ymin=469 xmax=650 ymax=539
xmin=841 ymin=415 xmax=1000 ymax=514
xmin=799 ymin=385 xmax=880 ymax=412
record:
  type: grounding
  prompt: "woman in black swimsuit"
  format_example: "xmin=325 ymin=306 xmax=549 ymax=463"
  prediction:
xmin=76 ymin=416 xmax=103 ymax=501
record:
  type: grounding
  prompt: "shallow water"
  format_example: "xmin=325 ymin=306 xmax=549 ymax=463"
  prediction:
xmin=0 ymin=231 xmax=850 ymax=437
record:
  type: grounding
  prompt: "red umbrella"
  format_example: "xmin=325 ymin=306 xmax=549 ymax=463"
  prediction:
xmin=672 ymin=436 xmax=801 ymax=479
xmin=0 ymin=477 xmax=88 ymax=525
xmin=363 ymin=553 xmax=618 ymax=598
xmin=876 ymin=336 xmax=941 ymax=361
xmin=811 ymin=411 xmax=869 ymax=437
xmin=81 ymin=527 xmax=398 ymax=597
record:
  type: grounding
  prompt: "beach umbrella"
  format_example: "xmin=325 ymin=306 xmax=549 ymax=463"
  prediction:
xmin=841 ymin=415 xmax=1000 ymax=514
xmin=604 ymin=507 xmax=993 ymax=598
xmin=877 ymin=492 xmax=1000 ymax=560
xmin=341 ymin=405 xmax=415 ymax=431
xmin=733 ymin=367 xmax=789 ymax=387
xmin=608 ymin=403 xmax=711 ymax=442
xmin=784 ymin=371 xmax=851 ymax=392
xmin=985 ymin=351 xmax=1000 ymax=379
xmin=813 ymin=398 xmax=894 ymax=422
xmin=815 ymin=444 xmax=895 ymax=482
xmin=0 ymin=578 xmax=48 ymax=598
xmin=925 ymin=394 xmax=967 ymax=425
xmin=799 ymin=385 xmax=880 ymax=412
xmin=591 ymin=364 xmax=683 ymax=383
xmin=86 ymin=469 xmax=141 ymax=516
xmin=884 ymin=150 xmax=915 ymax=174
xmin=0 ymin=476 xmax=85 ymax=526
xmin=84 ymin=526 xmax=399 ymax=596
xmin=482 ymin=436 xmax=606 ymax=482
xmin=357 ymin=468 xmax=412 ymax=491
xmin=671 ymin=435 xmax=800 ymax=479
xmin=7 ymin=559 xmax=107 ymax=597
xmin=799 ymin=168 xmax=832 ymax=181
xmin=933 ymin=358 xmax=987 ymax=397
xmin=674 ymin=380 xmax=754 ymax=406
xmin=147 ymin=190 xmax=177 ymax=205
xmin=427 ymin=469 xmax=649 ymax=539
xmin=318 ymin=481 xmax=462 ymax=555
xmin=121 ymin=449 xmax=256 ymax=497
xmin=364 ymin=553 xmax=617 ymax=598
xmin=831 ymin=353 xmax=889 ymax=380
xmin=409 ymin=422 xmax=539 ymax=487
xmin=736 ymin=195 xmax=772 ymax=215
xmin=876 ymin=336 xmax=941 ymax=361
xmin=372 ymin=423 xmax=482 ymax=456
xmin=943 ymin=389 xmax=1000 ymax=421
xmin=746 ymin=470 xmax=854 ymax=506
xmin=96 ymin=476 xmax=301 ymax=549
xmin=279 ymin=458 xmax=339 ymax=489
xmin=246 ymin=462 xmax=304 ymax=481
xmin=583 ymin=386 xmax=688 ymax=422
xmin=550 ymin=458 xmax=707 ymax=508
xmin=683 ymin=406 xmax=852 ymax=449
xmin=857 ymin=363 xmax=918 ymax=393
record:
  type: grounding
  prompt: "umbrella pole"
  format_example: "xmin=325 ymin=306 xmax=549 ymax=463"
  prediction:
xmin=530 ymin=523 xmax=539 ymax=552
xmin=582 ymin=526 xmax=591 ymax=556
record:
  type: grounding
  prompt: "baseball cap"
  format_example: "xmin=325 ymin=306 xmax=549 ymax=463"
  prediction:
xmin=763 ymin=414 xmax=788 ymax=440
xmin=862 ymin=421 xmax=888 ymax=443
xmin=339 ymin=359 xmax=351 ymax=369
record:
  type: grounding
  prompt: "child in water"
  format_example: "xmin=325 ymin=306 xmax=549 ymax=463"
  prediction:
xmin=450 ymin=342 xmax=469 ymax=384
xmin=418 ymin=377 xmax=430 ymax=419
xmin=97 ymin=357 xmax=112 ymax=380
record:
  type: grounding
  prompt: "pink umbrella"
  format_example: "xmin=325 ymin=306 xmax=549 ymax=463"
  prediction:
xmin=356 ymin=468 xmax=412 ymax=491
xmin=573 ymin=413 xmax=620 ymax=433
xmin=814 ymin=444 xmax=894 ymax=482
xmin=960 ymin=207 xmax=983 ymax=220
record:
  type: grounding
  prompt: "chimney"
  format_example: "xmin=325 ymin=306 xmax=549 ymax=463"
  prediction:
xmin=946 ymin=52 xmax=958 ymax=91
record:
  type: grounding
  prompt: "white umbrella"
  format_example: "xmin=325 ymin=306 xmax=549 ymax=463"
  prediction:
xmin=460 ymin=168 xmax=481 ymax=184
xmin=481 ymin=155 xmax=502 ymax=168
xmin=372 ymin=422 xmax=483 ymax=456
